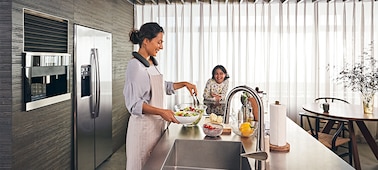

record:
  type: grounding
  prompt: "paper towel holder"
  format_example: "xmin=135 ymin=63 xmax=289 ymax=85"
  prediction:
xmin=270 ymin=100 xmax=291 ymax=152
xmin=270 ymin=142 xmax=290 ymax=152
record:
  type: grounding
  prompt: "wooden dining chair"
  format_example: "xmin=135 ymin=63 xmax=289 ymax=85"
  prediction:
xmin=299 ymin=97 xmax=352 ymax=164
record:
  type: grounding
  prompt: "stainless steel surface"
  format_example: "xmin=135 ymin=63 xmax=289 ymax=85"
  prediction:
xmin=25 ymin=93 xmax=71 ymax=111
xmin=143 ymin=121 xmax=256 ymax=170
xmin=192 ymin=92 xmax=200 ymax=107
xmin=73 ymin=24 xmax=112 ymax=170
xmin=240 ymin=151 xmax=268 ymax=160
xmin=143 ymin=117 xmax=354 ymax=170
xmin=23 ymin=52 xmax=70 ymax=67
xmin=223 ymin=85 xmax=266 ymax=169
xmin=163 ymin=139 xmax=251 ymax=170
xmin=22 ymin=52 xmax=71 ymax=111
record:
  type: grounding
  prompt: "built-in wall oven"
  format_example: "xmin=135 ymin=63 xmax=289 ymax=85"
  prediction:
xmin=22 ymin=52 xmax=71 ymax=111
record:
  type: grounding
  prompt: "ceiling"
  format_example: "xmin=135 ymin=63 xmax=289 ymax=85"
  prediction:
xmin=127 ymin=0 xmax=375 ymax=5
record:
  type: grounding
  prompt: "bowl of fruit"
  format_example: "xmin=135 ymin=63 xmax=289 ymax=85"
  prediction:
xmin=231 ymin=121 xmax=257 ymax=138
xmin=174 ymin=103 xmax=207 ymax=126
xmin=202 ymin=122 xmax=223 ymax=137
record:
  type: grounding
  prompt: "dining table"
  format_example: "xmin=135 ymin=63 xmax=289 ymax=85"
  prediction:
xmin=302 ymin=102 xmax=378 ymax=170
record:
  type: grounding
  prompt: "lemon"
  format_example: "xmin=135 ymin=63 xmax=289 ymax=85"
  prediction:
xmin=239 ymin=122 xmax=254 ymax=137
xmin=239 ymin=122 xmax=251 ymax=130
xmin=241 ymin=128 xmax=254 ymax=137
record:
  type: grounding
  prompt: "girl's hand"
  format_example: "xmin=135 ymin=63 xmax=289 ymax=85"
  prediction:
xmin=211 ymin=92 xmax=222 ymax=102
xmin=214 ymin=95 xmax=221 ymax=102
xmin=211 ymin=92 xmax=221 ymax=98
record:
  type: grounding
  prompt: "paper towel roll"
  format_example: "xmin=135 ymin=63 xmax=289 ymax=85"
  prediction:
xmin=269 ymin=102 xmax=286 ymax=146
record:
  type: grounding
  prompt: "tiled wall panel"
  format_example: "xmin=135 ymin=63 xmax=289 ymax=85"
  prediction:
xmin=109 ymin=1 xmax=133 ymax=151
xmin=0 ymin=0 xmax=12 ymax=169
xmin=2 ymin=0 xmax=133 ymax=169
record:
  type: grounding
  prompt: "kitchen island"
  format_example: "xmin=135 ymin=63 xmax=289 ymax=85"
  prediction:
xmin=143 ymin=116 xmax=354 ymax=170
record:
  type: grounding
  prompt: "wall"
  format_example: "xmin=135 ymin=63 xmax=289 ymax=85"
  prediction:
xmin=0 ymin=0 xmax=13 ymax=169
xmin=0 ymin=0 xmax=133 ymax=169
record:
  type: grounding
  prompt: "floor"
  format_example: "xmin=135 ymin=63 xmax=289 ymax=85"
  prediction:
xmin=97 ymin=141 xmax=378 ymax=170
xmin=352 ymin=142 xmax=378 ymax=170
xmin=97 ymin=144 xmax=126 ymax=170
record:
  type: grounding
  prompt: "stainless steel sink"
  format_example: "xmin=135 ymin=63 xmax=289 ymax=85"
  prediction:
xmin=162 ymin=139 xmax=251 ymax=170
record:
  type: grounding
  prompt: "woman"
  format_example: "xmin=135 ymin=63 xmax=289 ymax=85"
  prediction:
xmin=203 ymin=65 xmax=230 ymax=102
xmin=123 ymin=22 xmax=197 ymax=170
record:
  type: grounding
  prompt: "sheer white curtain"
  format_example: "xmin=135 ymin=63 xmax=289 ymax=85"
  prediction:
xmin=133 ymin=1 xmax=377 ymax=129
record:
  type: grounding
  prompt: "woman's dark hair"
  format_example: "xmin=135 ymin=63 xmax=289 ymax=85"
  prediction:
xmin=129 ymin=22 xmax=164 ymax=47
xmin=212 ymin=65 xmax=230 ymax=80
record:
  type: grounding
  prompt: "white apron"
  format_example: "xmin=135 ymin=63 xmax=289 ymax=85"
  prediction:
xmin=126 ymin=67 xmax=166 ymax=170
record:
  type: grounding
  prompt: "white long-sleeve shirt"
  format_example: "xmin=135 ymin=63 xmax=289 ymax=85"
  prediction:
xmin=123 ymin=58 xmax=175 ymax=116
xmin=203 ymin=78 xmax=229 ymax=101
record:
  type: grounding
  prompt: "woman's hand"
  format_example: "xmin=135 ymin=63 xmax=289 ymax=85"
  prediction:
xmin=173 ymin=81 xmax=198 ymax=96
xmin=142 ymin=103 xmax=179 ymax=123
xmin=185 ymin=82 xmax=198 ymax=96
xmin=159 ymin=109 xmax=179 ymax=123
xmin=185 ymin=83 xmax=198 ymax=95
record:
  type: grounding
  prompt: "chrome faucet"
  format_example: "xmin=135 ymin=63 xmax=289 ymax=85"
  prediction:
xmin=223 ymin=85 xmax=267 ymax=169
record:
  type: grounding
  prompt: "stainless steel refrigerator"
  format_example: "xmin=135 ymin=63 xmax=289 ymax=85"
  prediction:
xmin=73 ymin=24 xmax=112 ymax=170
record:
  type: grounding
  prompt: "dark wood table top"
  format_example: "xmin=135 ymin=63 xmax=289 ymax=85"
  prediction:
xmin=302 ymin=103 xmax=378 ymax=121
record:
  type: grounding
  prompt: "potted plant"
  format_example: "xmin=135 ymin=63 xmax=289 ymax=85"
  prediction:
xmin=335 ymin=42 xmax=378 ymax=114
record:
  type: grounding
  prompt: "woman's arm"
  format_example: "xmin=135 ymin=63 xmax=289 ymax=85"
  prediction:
xmin=142 ymin=103 xmax=179 ymax=123
xmin=173 ymin=81 xmax=197 ymax=95
xmin=123 ymin=60 xmax=150 ymax=116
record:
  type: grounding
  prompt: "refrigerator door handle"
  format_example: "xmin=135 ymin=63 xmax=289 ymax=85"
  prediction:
xmin=94 ymin=48 xmax=101 ymax=118
xmin=90 ymin=48 xmax=101 ymax=118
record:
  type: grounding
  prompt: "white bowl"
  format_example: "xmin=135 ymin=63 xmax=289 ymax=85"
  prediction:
xmin=174 ymin=103 xmax=207 ymax=125
xmin=174 ymin=111 xmax=200 ymax=124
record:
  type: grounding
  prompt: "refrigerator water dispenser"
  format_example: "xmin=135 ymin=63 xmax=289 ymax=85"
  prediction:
xmin=81 ymin=65 xmax=91 ymax=97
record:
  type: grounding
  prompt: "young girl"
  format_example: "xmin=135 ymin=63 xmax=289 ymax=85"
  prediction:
xmin=203 ymin=65 xmax=230 ymax=102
